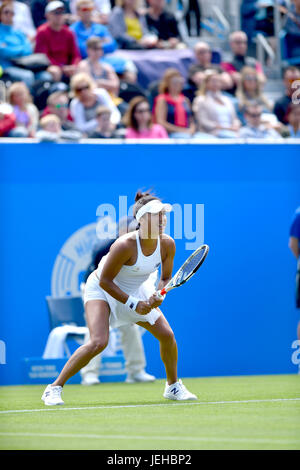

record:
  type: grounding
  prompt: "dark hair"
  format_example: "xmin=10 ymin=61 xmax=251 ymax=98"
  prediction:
xmin=123 ymin=96 xmax=152 ymax=131
xmin=133 ymin=189 xmax=160 ymax=218
xmin=243 ymin=101 xmax=262 ymax=115
xmin=283 ymin=65 xmax=300 ymax=78
xmin=286 ymin=103 xmax=300 ymax=116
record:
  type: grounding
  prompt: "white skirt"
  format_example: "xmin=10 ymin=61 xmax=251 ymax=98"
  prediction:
xmin=83 ymin=271 xmax=162 ymax=328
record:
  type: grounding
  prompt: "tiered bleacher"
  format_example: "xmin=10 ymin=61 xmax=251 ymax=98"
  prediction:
xmin=0 ymin=0 xmax=299 ymax=141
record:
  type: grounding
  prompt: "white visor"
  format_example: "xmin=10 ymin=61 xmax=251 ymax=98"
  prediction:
xmin=135 ymin=200 xmax=172 ymax=222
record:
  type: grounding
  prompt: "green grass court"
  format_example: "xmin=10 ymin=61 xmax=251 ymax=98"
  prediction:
xmin=0 ymin=375 xmax=299 ymax=450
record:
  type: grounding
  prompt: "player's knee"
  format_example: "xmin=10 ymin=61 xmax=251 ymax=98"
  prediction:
xmin=89 ymin=337 xmax=108 ymax=356
xmin=160 ymin=327 xmax=176 ymax=346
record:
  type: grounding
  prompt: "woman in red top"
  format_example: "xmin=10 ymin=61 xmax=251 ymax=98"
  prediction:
xmin=154 ymin=68 xmax=196 ymax=138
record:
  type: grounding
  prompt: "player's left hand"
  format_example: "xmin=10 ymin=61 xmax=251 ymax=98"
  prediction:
xmin=148 ymin=292 xmax=165 ymax=309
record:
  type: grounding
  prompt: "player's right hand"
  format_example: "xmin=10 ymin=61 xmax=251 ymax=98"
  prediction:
xmin=136 ymin=301 xmax=152 ymax=315
xmin=148 ymin=292 xmax=164 ymax=309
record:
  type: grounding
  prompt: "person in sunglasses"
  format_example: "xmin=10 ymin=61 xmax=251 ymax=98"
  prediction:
xmin=235 ymin=66 xmax=275 ymax=125
xmin=69 ymin=72 xmax=121 ymax=134
xmin=124 ymin=95 xmax=168 ymax=139
xmin=70 ymin=0 xmax=117 ymax=59
xmin=239 ymin=103 xmax=282 ymax=140
xmin=34 ymin=1 xmax=81 ymax=83
xmin=41 ymin=91 xmax=80 ymax=132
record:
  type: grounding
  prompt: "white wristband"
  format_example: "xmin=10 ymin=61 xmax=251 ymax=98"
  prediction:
xmin=125 ymin=295 xmax=139 ymax=312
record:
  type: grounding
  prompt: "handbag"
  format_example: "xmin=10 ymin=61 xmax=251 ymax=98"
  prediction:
xmin=11 ymin=53 xmax=50 ymax=73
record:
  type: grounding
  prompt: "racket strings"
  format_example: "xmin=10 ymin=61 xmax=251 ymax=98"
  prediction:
xmin=180 ymin=248 xmax=207 ymax=281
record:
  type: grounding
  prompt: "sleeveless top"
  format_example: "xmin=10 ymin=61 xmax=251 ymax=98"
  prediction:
xmin=87 ymin=59 xmax=109 ymax=81
xmin=96 ymin=231 xmax=162 ymax=295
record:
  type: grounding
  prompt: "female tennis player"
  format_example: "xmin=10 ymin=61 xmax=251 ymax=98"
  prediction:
xmin=42 ymin=191 xmax=197 ymax=405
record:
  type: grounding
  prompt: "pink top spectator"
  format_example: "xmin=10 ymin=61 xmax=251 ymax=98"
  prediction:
xmin=126 ymin=124 xmax=169 ymax=139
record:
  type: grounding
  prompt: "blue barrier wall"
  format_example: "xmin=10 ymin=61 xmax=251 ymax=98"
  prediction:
xmin=1 ymin=142 xmax=300 ymax=385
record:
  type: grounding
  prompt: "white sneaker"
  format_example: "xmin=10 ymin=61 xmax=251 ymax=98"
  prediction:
xmin=41 ymin=384 xmax=64 ymax=406
xmin=126 ymin=370 xmax=156 ymax=383
xmin=81 ymin=373 xmax=100 ymax=386
xmin=163 ymin=379 xmax=197 ymax=401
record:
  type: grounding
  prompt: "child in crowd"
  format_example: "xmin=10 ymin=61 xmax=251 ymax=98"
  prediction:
xmin=8 ymin=82 xmax=39 ymax=137
xmin=89 ymin=105 xmax=118 ymax=138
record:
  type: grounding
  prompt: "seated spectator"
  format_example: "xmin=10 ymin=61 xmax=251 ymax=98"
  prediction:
xmin=1 ymin=0 xmax=36 ymax=40
xmin=108 ymin=0 xmax=158 ymax=50
xmin=36 ymin=113 xmax=82 ymax=141
xmin=69 ymin=0 xmax=111 ymax=25
xmin=41 ymin=91 xmax=79 ymax=131
xmin=239 ymin=103 xmax=282 ymax=139
xmin=70 ymin=0 xmax=117 ymax=59
xmin=193 ymin=70 xmax=241 ymax=138
xmin=240 ymin=0 xmax=259 ymax=43
xmin=186 ymin=41 xmax=233 ymax=101
xmin=7 ymin=81 xmax=39 ymax=137
xmin=255 ymin=0 xmax=288 ymax=37
xmin=88 ymin=105 xmax=118 ymax=138
xmin=284 ymin=103 xmax=300 ymax=138
xmin=124 ymin=95 xmax=168 ymax=139
xmin=0 ymin=2 xmax=39 ymax=89
xmin=78 ymin=36 xmax=128 ymax=115
xmin=154 ymin=68 xmax=196 ymax=138
xmin=69 ymin=72 xmax=121 ymax=135
xmin=235 ymin=66 xmax=274 ymax=124
xmin=34 ymin=1 xmax=81 ymax=83
xmin=78 ymin=36 xmax=119 ymax=94
xmin=283 ymin=0 xmax=300 ymax=61
xmin=274 ymin=65 xmax=300 ymax=123
xmin=0 ymin=101 xmax=16 ymax=136
xmin=145 ymin=0 xmax=183 ymax=49
xmin=191 ymin=41 xmax=216 ymax=71
xmin=31 ymin=0 xmax=71 ymax=29
xmin=221 ymin=30 xmax=266 ymax=93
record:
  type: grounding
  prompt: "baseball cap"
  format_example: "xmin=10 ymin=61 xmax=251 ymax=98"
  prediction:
xmin=45 ymin=1 xmax=65 ymax=13
xmin=135 ymin=200 xmax=172 ymax=222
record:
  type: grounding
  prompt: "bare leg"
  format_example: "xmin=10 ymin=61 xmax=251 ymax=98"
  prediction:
xmin=137 ymin=312 xmax=178 ymax=385
xmin=52 ymin=300 xmax=110 ymax=387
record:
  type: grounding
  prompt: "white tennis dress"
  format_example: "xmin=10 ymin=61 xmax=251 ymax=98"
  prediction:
xmin=83 ymin=231 xmax=162 ymax=328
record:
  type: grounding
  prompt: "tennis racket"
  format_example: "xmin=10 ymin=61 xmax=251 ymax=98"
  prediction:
xmin=158 ymin=244 xmax=209 ymax=297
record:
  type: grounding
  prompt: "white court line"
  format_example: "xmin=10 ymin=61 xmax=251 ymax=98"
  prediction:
xmin=0 ymin=432 xmax=299 ymax=445
xmin=0 ymin=397 xmax=300 ymax=415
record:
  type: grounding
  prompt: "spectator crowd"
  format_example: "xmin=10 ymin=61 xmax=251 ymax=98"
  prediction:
xmin=0 ymin=0 xmax=300 ymax=141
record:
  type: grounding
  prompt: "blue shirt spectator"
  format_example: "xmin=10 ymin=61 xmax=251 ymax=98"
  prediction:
xmin=239 ymin=103 xmax=282 ymax=139
xmin=70 ymin=0 xmax=117 ymax=58
xmin=0 ymin=13 xmax=32 ymax=69
xmin=284 ymin=0 xmax=300 ymax=59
